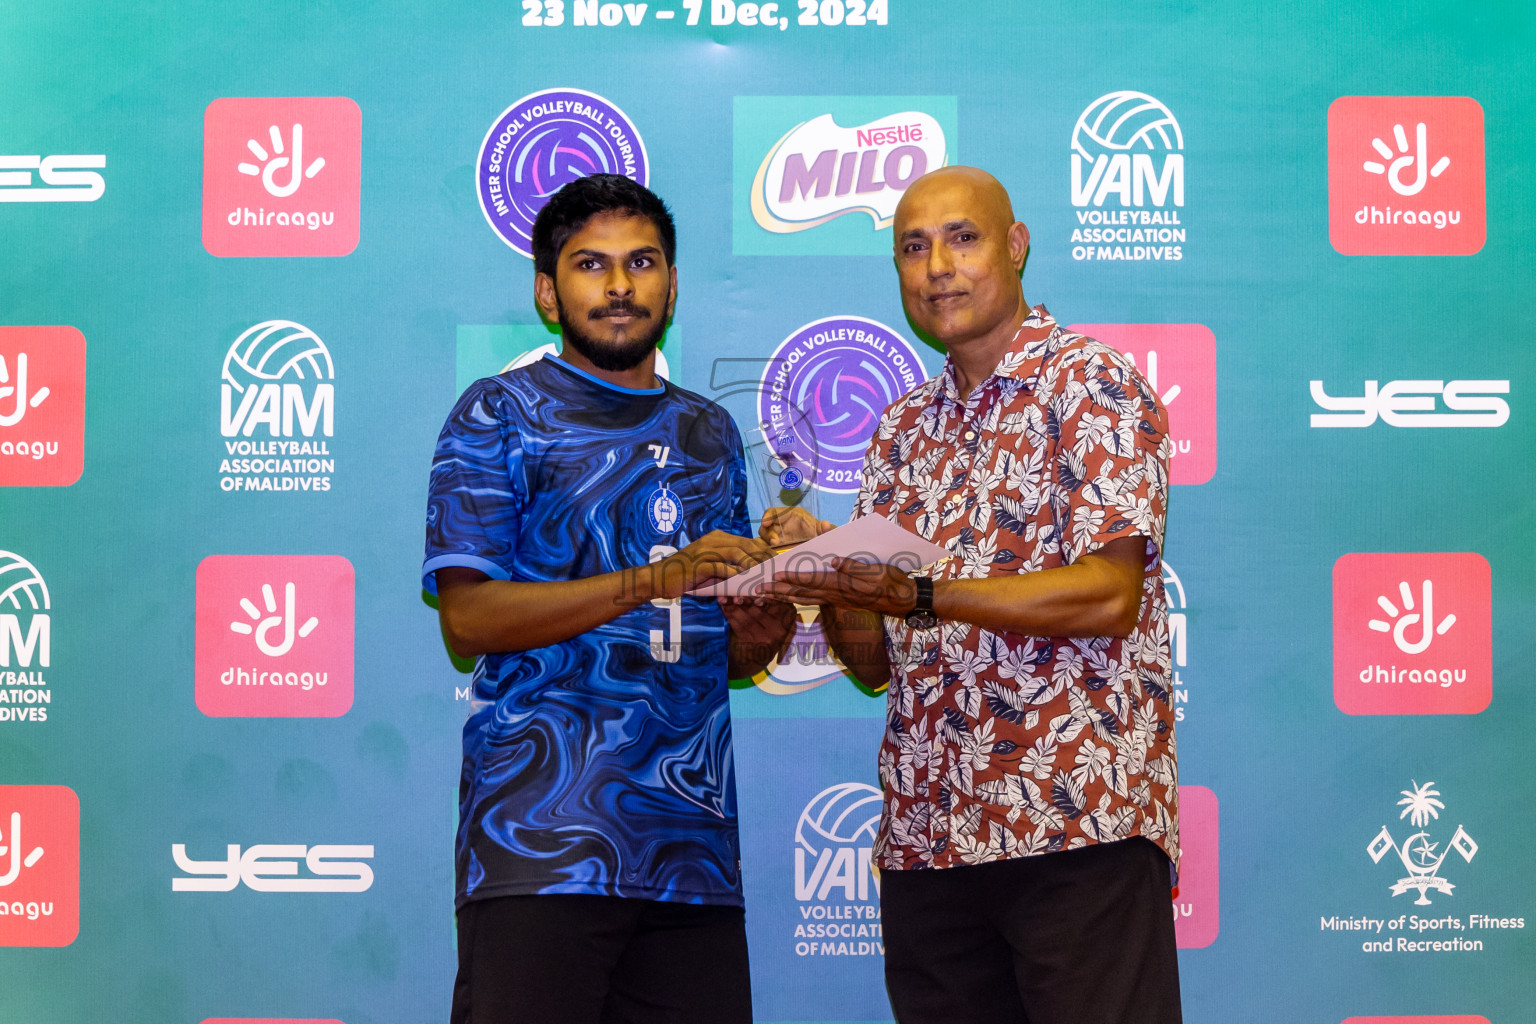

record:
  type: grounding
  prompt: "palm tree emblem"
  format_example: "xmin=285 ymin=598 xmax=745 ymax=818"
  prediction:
xmin=1368 ymin=780 xmax=1478 ymax=906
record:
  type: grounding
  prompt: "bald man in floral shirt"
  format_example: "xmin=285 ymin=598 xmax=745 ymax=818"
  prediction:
xmin=763 ymin=166 xmax=1181 ymax=1024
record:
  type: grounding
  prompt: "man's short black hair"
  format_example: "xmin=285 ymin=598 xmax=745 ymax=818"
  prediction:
xmin=531 ymin=174 xmax=676 ymax=279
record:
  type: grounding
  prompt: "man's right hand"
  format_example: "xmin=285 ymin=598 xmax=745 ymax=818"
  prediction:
xmin=760 ymin=506 xmax=835 ymax=548
xmin=653 ymin=530 xmax=775 ymax=599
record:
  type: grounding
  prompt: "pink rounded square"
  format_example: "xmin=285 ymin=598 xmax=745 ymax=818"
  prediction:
xmin=195 ymin=555 xmax=355 ymax=717
xmin=1174 ymin=784 xmax=1218 ymax=949
xmin=0 ymin=785 xmax=79 ymax=947
xmin=1070 ymin=324 xmax=1217 ymax=485
xmin=1333 ymin=553 xmax=1491 ymax=716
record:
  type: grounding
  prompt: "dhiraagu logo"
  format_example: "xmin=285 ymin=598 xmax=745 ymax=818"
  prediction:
xmin=734 ymin=96 xmax=956 ymax=255
xmin=455 ymin=324 xmax=680 ymax=396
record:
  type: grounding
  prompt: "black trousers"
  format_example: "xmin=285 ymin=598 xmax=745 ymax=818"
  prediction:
xmin=450 ymin=893 xmax=752 ymax=1024
xmin=881 ymin=837 xmax=1183 ymax=1024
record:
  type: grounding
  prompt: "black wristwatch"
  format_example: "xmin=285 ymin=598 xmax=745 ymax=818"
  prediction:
xmin=904 ymin=576 xmax=939 ymax=630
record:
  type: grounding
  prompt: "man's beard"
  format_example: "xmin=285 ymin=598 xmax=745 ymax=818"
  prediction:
xmin=557 ymin=297 xmax=667 ymax=372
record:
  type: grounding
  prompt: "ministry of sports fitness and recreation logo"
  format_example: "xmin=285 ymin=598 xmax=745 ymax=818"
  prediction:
xmin=1333 ymin=553 xmax=1490 ymax=715
xmin=0 ymin=785 xmax=78 ymax=947
xmin=218 ymin=320 xmax=337 ymax=493
xmin=1368 ymin=781 xmax=1477 ymax=906
xmin=1069 ymin=91 xmax=1186 ymax=263
xmin=477 ymin=88 xmax=648 ymax=258
xmin=734 ymin=96 xmax=957 ymax=256
xmin=1328 ymin=96 xmax=1485 ymax=256
xmin=202 ymin=97 xmax=362 ymax=257
xmin=1068 ymin=323 xmax=1216 ymax=485
xmin=194 ymin=555 xmax=354 ymax=718
xmin=757 ymin=316 xmax=925 ymax=494
xmin=0 ymin=327 xmax=85 ymax=487
xmin=0 ymin=153 xmax=104 ymax=203
xmin=793 ymin=782 xmax=883 ymax=959
xmin=0 ymin=551 xmax=52 ymax=726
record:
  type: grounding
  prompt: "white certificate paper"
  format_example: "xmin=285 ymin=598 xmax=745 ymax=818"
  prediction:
xmin=693 ymin=514 xmax=952 ymax=598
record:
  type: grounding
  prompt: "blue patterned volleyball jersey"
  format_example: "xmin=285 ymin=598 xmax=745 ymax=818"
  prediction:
xmin=422 ymin=355 xmax=751 ymax=908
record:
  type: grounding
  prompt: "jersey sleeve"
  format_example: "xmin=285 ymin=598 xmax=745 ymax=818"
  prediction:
xmin=725 ymin=420 xmax=751 ymax=539
xmin=422 ymin=380 xmax=525 ymax=593
xmin=1050 ymin=346 xmax=1171 ymax=564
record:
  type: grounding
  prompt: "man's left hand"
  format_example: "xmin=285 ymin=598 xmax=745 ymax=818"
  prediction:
xmin=761 ymin=557 xmax=917 ymax=617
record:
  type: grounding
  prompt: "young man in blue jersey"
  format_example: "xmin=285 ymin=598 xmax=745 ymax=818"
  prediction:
xmin=424 ymin=175 xmax=794 ymax=1024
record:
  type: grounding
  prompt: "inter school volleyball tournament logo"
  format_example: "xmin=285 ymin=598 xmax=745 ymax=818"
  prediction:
xmin=751 ymin=111 xmax=947 ymax=233
xmin=1069 ymin=91 xmax=1186 ymax=263
xmin=1332 ymin=553 xmax=1491 ymax=715
xmin=202 ymin=97 xmax=362 ymax=257
xmin=194 ymin=555 xmax=354 ymax=718
xmin=0 ymin=785 xmax=78 ymax=946
xmin=758 ymin=317 xmax=924 ymax=494
xmin=477 ymin=89 xmax=648 ymax=258
xmin=1067 ymin=323 xmax=1215 ymax=485
xmin=1368 ymin=781 xmax=1477 ymax=906
xmin=218 ymin=320 xmax=336 ymax=493
xmin=0 ymin=327 xmax=85 ymax=487
xmin=1328 ymin=97 xmax=1485 ymax=255
xmin=0 ymin=551 xmax=52 ymax=725
xmin=793 ymin=782 xmax=883 ymax=958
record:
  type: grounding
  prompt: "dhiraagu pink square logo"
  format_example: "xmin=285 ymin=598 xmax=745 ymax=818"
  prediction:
xmin=1068 ymin=324 xmax=1216 ymax=485
xmin=195 ymin=555 xmax=354 ymax=717
xmin=0 ymin=785 xmax=79 ymax=947
xmin=1173 ymin=785 xmax=1218 ymax=949
xmin=1333 ymin=553 xmax=1491 ymax=716
xmin=203 ymin=97 xmax=361 ymax=257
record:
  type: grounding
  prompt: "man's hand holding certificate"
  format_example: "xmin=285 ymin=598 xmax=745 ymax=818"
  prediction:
xmin=697 ymin=507 xmax=950 ymax=614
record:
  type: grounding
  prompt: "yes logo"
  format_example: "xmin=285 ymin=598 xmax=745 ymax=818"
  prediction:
xmin=172 ymin=842 xmax=373 ymax=893
xmin=1328 ymin=97 xmax=1485 ymax=255
xmin=203 ymin=97 xmax=361 ymax=257
xmin=0 ymin=785 xmax=78 ymax=946
xmin=1068 ymin=324 xmax=1215 ymax=484
xmin=1309 ymin=379 xmax=1508 ymax=428
xmin=0 ymin=327 xmax=86 ymax=487
xmin=0 ymin=155 xmax=105 ymax=202
xmin=195 ymin=555 xmax=354 ymax=717
xmin=1333 ymin=553 xmax=1490 ymax=715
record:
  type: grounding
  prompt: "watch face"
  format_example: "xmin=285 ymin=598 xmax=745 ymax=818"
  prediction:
xmin=904 ymin=611 xmax=939 ymax=631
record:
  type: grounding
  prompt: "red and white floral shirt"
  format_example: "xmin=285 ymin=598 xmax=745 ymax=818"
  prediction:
xmin=854 ymin=306 xmax=1179 ymax=872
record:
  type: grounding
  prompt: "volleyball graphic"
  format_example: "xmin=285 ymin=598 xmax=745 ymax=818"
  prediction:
xmin=1071 ymin=91 xmax=1184 ymax=158
xmin=795 ymin=782 xmax=882 ymax=855
xmin=221 ymin=320 xmax=334 ymax=392
xmin=0 ymin=551 xmax=50 ymax=612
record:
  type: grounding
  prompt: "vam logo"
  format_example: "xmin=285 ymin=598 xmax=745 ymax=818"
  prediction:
xmin=1310 ymin=379 xmax=1507 ymax=428
xmin=734 ymin=96 xmax=957 ymax=256
xmin=1069 ymin=91 xmax=1186 ymax=262
xmin=0 ymin=327 xmax=86 ymax=487
xmin=0 ymin=154 xmax=104 ymax=203
xmin=172 ymin=842 xmax=373 ymax=892
xmin=1333 ymin=553 xmax=1490 ymax=715
xmin=0 ymin=785 xmax=78 ymax=946
xmin=1069 ymin=324 xmax=1215 ymax=484
xmin=218 ymin=320 xmax=336 ymax=493
xmin=195 ymin=555 xmax=354 ymax=718
xmin=202 ymin=97 xmax=361 ymax=257
xmin=1328 ymin=96 xmax=1485 ymax=256
xmin=0 ymin=551 xmax=51 ymax=725
xmin=1162 ymin=561 xmax=1188 ymax=722
xmin=793 ymin=782 xmax=883 ymax=959
xmin=1367 ymin=781 xmax=1476 ymax=906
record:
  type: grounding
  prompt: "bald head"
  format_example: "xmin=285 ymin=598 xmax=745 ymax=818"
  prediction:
xmin=894 ymin=166 xmax=1017 ymax=240
xmin=890 ymin=166 xmax=1030 ymax=351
